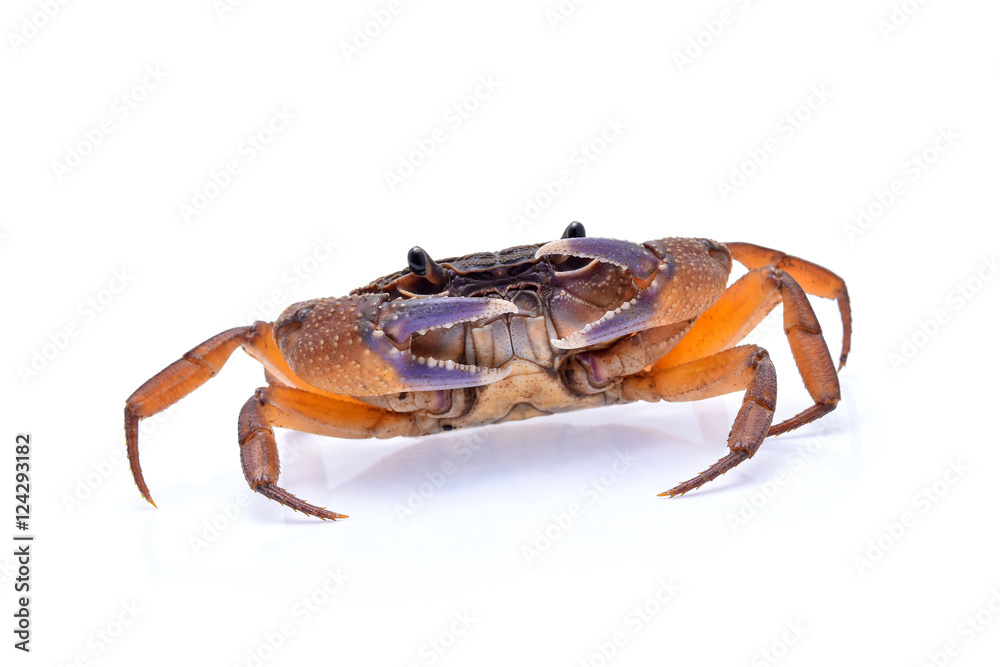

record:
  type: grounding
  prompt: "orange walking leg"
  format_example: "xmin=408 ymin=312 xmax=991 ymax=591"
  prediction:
xmin=655 ymin=265 xmax=840 ymax=436
xmin=623 ymin=345 xmax=777 ymax=496
xmin=239 ymin=385 xmax=417 ymax=520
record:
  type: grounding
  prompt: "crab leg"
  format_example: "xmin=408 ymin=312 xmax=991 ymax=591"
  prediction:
xmin=125 ymin=326 xmax=252 ymax=506
xmin=622 ymin=345 xmax=777 ymax=496
xmin=240 ymin=386 xmax=417 ymax=520
xmin=654 ymin=266 xmax=840 ymax=436
xmin=125 ymin=322 xmax=365 ymax=508
xmin=725 ymin=242 xmax=852 ymax=369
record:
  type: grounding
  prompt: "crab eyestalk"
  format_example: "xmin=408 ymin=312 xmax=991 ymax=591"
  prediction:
xmin=407 ymin=246 xmax=447 ymax=286
xmin=536 ymin=236 xmax=730 ymax=350
xmin=275 ymin=294 xmax=518 ymax=395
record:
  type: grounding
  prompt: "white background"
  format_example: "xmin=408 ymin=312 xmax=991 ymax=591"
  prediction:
xmin=3 ymin=1 xmax=999 ymax=665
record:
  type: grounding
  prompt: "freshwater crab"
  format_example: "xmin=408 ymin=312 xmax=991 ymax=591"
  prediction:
xmin=125 ymin=222 xmax=851 ymax=520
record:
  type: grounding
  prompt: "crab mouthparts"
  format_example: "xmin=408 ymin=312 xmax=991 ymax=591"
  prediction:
xmin=375 ymin=297 xmax=518 ymax=390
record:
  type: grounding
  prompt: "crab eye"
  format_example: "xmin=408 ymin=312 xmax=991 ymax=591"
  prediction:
xmin=405 ymin=246 xmax=446 ymax=287
xmin=561 ymin=221 xmax=586 ymax=239
xmin=547 ymin=222 xmax=590 ymax=269
xmin=274 ymin=305 xmax=313 ymax=343
xmin=407 ymin=246 xmax=428 ymax=276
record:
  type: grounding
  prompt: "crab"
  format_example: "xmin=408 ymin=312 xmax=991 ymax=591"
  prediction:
xmin=125 ymin=222 xmax=851 ymax=520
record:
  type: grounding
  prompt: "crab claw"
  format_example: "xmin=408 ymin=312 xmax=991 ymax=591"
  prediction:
xmin=537 ymin=237 xmax=731 ymax=350
xmin=379 ymin=297 xmax=514 ymax=344
xmin=275 ymin=294 xmax=517 ymax=396
xmin=536 ymin=236 xmax=661 ymax=288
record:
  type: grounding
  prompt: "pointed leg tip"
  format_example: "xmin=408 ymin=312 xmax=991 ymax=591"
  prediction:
xmin=135 ymin=482 xmax=157 ymax=508
xmin=136 ymin=490 xmax=157 ymax=508
xmin=256 ymin=483 xmax=347 ymax=522
xmin=662 ymin=451 xmax=749 ymax=499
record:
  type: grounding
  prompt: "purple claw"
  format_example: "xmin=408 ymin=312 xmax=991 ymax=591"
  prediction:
xmin=374 ymin=296 xmax=517 ymax=390
xmin=373 ymin=336 xmax=512 ymax=390
xmin=536 ymin=236 xmax=673 ymax=349
xmin=379 ymin=297 xmax=516 ymax=344
xmin=277 ymin=294 xmax=519 ymax=395
xmin=541 ymin=237 xmax=733 ymax=350
xmin=548 ymin=269 xmax=671 ymax=349
xmin=536 ymin=237 xmax=661 ymax=285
